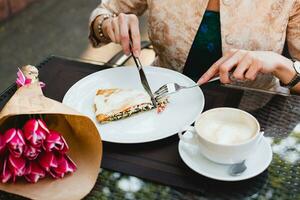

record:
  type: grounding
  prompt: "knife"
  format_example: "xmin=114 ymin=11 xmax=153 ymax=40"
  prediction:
xmin=129 ymin=42 xmax=158 ymax=108
xmin=211 ymin=72 xmax=292 ymax=97
xmin=223 ymin=83 xmax=291 ymax=97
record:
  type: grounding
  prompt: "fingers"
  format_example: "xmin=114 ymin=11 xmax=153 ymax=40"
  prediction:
xmin=244 ymin=59 xmax=262 ymax=81
xmin=128 ymin=14 xmax=141 ymax=57
xmin=102 ymin=18 xmax=115 ymax=42
xmin=199 ymin=49 xmax=267 ymax=85
xmin=198 ymin=49 xmax=237 ymax=85
xmin=118 ymin=13 xmax=130 ymax=55
xmin=218 ymin=50 xmax=246 ymax=83
xmin=232 ymin=52 xmax=264 ymax=81
xmin=232 ymin=53 xmax=252 ymax=80
xmin=112 ymin=18 xmax=120 ymax=43
xmin=102 ymin=13 xmax=141 ymax=57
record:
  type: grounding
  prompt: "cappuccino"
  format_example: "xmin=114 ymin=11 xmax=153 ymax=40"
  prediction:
xmin=196 ymin=108 xmax=258 ymax=145
xmin=179 ymin=108 xmax=262 ymax=164
xmin=199 ymin=120 xmax=255 ymax=145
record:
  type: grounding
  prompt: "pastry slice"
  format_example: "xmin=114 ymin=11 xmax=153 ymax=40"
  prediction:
xmin=94 ymin=88 xmax=167 ymax=123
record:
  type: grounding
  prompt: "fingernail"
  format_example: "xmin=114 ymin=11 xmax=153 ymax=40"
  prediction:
xmin=197 ymin=77 xmax=204 ymax=84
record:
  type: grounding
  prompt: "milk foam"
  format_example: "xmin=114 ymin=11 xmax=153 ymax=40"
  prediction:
xmin=199 ymin=120 xmax=255 ymax=145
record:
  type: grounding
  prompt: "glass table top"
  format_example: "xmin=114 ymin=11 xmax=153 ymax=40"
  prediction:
xmin=0 ymin=56 xmax=299 ymax=200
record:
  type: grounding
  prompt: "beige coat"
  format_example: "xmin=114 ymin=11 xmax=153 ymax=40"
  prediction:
xmin=89 ymin=0 xmax=300 ymax=90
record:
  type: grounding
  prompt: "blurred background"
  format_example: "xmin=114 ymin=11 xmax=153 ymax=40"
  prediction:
xmin=0 ymin=0 xmax=154 ymax=92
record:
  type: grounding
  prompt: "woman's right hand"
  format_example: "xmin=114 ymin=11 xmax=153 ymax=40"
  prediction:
xmin=102 ymin=13 xmax=141 ymax=57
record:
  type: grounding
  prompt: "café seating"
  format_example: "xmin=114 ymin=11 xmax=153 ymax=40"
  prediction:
xmin=107 ymin=41 xmax=155 ymax=66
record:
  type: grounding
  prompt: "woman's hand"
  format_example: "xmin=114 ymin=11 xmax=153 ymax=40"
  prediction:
xmin=101 ymin=13 xmax=141 ymax=57
xmin=198 ymin=49 xmax=295 ymax=85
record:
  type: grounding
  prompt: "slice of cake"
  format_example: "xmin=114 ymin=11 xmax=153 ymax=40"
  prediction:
xmin=94 ymin=88 xmax=167 ymax=123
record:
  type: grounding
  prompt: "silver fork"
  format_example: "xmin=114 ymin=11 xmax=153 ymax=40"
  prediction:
xmin=154 ymin=76 xmax=221 ymax=99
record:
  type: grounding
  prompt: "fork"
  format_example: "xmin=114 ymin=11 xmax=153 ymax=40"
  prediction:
xmin=154 ymin=76 xmax=221 ymax=99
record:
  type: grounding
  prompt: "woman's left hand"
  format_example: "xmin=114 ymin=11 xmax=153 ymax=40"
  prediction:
xmin=197 ymin=49 xmax=294 ymax=85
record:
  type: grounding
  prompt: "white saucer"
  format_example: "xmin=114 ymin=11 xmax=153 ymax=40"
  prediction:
xmin=178 ymin=132 xmax=273 ymax=181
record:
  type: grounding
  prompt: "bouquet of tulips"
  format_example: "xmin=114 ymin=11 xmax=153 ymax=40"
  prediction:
xmin=0 ymin=65 xmax=102 ymax=200
xmin=1 ymin=117 xmax=76 ymax=183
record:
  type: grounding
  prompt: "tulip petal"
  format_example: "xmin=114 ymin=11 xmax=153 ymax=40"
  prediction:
xmin=27 ymin=162 xmax=45 ymax=176
xmin=46 ymin=131 xmax=61 ymax=143
xmin=8 ymin=154 xmax=26 ymax=177
xmin=1 ymin=158 xmax=12 ymax=183
xmin=16 ymin=68 xmax=26 ymax=87
xmin=24 ymin=145 xmax=41 ymax=160
xmin=5 ymin=129 xmax=25 ymax=157
xmin=23 ymin=119 xmax=47 ymax=147
xmin=39 ymin=152 xmax=57 ymax=171
xmin=65 ymin=155 xmax=77 ymax=173
xmin=39 ymin=82 xmax=46 ymax=88
xmin=16 ymin=79 xmax=24 ymax=87
xmin=49 ymin=169 xmax=64 ymax=179
xmin=23 ymin=119 xmax=39 ymax=141
xmin=16 ymin=129 xmax=26 ymax=144
xmin=49 ymin=155 xmax=76 ymax=179
xmin=5 ymin=128 xmax=17 ymax=143
xmin=37 ymin=119 xmax=49 ymax=134
xmin=25 ymin=162 xmax=45 ymax=183
xmin=24 ymin=174 xmax=40 ymax=183
xmin=24 ymin=79 xmax=32 ymax=85
xmin=48 ymin=154 xmax=65 ymax=179
xmin=54 ymin=155 xmax=68 ymax=174
xmin=43 ymin=130 xmax=68 ymax=153
xmin=60 ymin=136 xmax=69 ymax=153
xmin=0 ymin=134 xmax=6 ymax=155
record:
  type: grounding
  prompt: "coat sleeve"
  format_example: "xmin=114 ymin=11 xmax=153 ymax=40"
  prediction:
xmin=88 ymin=0 xmax=148 ymax=47
xmin=287 ymin=0 xmax=300 ymax=61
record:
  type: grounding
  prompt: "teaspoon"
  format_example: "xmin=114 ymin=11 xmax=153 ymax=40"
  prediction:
xmin=229 ymin=160 xmax=247 ymax=176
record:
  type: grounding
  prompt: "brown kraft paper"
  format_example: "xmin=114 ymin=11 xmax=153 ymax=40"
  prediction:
xmin=0 ymin=83 xmax=102 ymax=200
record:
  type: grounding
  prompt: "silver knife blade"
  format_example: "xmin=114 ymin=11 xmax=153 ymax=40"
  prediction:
xmin=136 ymin=64 xmax=158 ymax=108
xmin=129 ymin=39 xmax=157 ymax=107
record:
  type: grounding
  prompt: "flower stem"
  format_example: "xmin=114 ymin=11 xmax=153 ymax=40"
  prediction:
xmin=39 ymin=114 xmax=44 ymax=120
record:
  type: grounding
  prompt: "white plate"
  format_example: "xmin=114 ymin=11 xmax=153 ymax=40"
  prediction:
xmin=178 ymin=131 xmax=273 ymax=181
xmin=63 ymin=66 xmax=204 ymax=143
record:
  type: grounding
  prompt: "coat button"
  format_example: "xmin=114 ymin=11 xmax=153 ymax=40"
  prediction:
xmin=225 ymin=34 xmax=235 ymax=45
xmin=223 ymin=0 xmax=232 ymax=5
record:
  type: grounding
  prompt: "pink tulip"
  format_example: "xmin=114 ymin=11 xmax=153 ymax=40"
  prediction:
xmin=23 ymin=119 xmax=49 ymax=147
xmin=5 ymin=129 xmax=25 ymax=157
xmin=38 ymin=152 xmax=57 ymax=172
xmin=49 ymin=168 xmax=64 ymax=179
xmin=43 ymin=130 xmax=68 ymax=153
xmin=16 ymin=68 xmax=45 ymax=88
xmin=49 ymin=155 xmax=77 ymax=179
xmin=8 ymin=154 xmax=26 ymax=182
xmin=24 ymin=145 xmax=41 ymax=160
xmin=0 ymin=134 xmax=6 ymax=155
xmin=0 ymin=158 xmax=12 ymax=183
xmin=24 ymin=162 xmax=45 ymax=183
xmin=16 ymin=68 xmax=30 ymax=87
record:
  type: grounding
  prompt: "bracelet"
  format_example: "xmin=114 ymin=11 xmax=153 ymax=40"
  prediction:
xmin=280 ymin=60 xmax=300 ymax=89
xmin=96 ymin=13 xmax=116 ymax=41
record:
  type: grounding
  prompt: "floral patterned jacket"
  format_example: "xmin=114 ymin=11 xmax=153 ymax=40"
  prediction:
xmin=89 ymin=0 xmax=300 ymax=89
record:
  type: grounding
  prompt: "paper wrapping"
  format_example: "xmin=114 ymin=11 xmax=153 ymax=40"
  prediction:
xmin=0 ymin=83 xmax=102 ymax=200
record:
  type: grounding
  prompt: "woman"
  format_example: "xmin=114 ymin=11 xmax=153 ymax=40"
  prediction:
xmin=89 ymin=0 xmax=300 ymax=93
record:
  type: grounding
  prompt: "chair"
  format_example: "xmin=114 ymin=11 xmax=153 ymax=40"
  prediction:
xmin=106 ymin=41 xmax=154 ymax=66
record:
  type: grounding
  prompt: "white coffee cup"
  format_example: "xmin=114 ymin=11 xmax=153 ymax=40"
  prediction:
xmin=179 ymin=107 xmax=264 ymax=164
